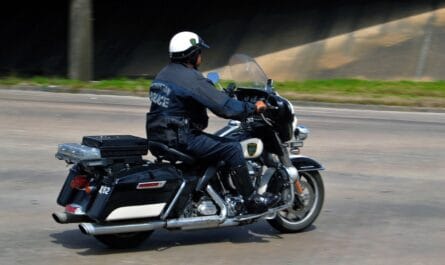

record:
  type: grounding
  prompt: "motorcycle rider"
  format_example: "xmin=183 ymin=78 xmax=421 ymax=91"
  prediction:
xmin=146 ymin=31 xmax=279 ymax=213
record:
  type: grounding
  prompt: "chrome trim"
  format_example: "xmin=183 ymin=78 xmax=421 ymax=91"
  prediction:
xmin=284 ymin=166 xmax=299 ymax=182
xmin=52 ymin=212 xmax=90 ymax=224
xmin=170 ymin=215 xmax=222 ymax=230
xmin=77 ymin=179 xmax=297 ymax=235
xmin=257 ymin=167 xmax=277 ymax=195
xmin=288 ymin=173 xmax=296 ymax=206
xmin=294 ymin=168 xmax=324 ymax=172
xmin=165 ymin=184 xmax=228 ymax=230
xmin=78 ymin=184 xmax=230 ymax=235
xmin=197 ymin=200 xmax=218 ymax=216
xmin=137 ymin=180 xmax=167 ymax=190
xmin=56 ymin=143 xmax=102 ymax=161
xmin=79 ymin=221 xmax=166 ymax=236
xmin=161 ymin=180 xmax=186 ymax=220
xmin=234 ymin=203 xmax=292 ymax=222
xmin=206 ymin=185 xmax=227 ymax=221
xmin=228 ymin=120 xmax=241 ymax=126
xmin=295 ymin=125 xmax=309 ymax=141
xmin=217 ymin=219 xmax=240 ymax=227
xmin=216 ymin=121 xmax=241 ymax=137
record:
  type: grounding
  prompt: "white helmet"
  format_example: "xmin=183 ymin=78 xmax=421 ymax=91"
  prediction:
xmin=169 ymin=31 xmax=209 ymax=59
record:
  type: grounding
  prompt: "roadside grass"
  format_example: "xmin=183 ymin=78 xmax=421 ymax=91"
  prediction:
xmin=0 ymin=76 xmax=150 ymax=92
xmin=1 ymin=76 xmax=444 ymax=107
xmin=275 ymin=79 xmax=445 ymax=97
xmin=275 ymin=79 xmax=445 ymax=107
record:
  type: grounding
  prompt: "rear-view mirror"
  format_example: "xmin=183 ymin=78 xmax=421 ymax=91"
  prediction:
xmin=207 ymin=72 xmax=220 ymax=85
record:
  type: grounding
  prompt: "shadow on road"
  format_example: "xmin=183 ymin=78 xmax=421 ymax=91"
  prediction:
xmin=50 ymin=221 xmax=317 ymax=255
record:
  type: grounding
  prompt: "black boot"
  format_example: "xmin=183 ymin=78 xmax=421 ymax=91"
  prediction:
xmin=230 ymin=165 xmax=280 ymax=214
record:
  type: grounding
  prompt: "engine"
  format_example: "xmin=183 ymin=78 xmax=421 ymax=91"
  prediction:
xmin=197 ymin=198 xmax=218 ymax=216
xmin=247 ymin=160 xmax=263 ymax=180
xmin=181 ymin=160 xmax=264 ymax=218
xmin=182 ymin=196 xmax=218 ymax=217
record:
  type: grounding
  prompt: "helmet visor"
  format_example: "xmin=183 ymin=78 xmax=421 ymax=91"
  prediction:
xmin=197 ymin=37 xmax=209 ymax=49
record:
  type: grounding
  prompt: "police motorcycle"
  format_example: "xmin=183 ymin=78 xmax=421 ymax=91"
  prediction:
xmin=53 ymin=54 xmax=325 ymax=248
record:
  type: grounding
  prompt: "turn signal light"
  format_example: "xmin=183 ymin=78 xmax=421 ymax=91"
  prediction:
xmin=295 ymin=180 xmax=304 ymax=194
xmin=65 ymin=204 xmax=85 ymax=215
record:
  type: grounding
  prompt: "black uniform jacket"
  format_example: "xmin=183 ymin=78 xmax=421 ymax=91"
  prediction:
xmin=146 ymin=63 xmax=255 ymax=145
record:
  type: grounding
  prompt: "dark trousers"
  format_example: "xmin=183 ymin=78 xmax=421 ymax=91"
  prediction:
xmin=179 ymin=130 xmax=245 ymax=168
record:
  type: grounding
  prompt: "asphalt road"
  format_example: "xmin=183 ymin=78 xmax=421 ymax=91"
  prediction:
xmin=0 ymin=89 xmax=444 ymax=265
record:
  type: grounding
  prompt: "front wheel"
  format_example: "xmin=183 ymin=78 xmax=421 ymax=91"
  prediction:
xmin=268 ymin=171 xmax=324 ymax=232
xmin=94 ymin=231 xmax=153 ymax=249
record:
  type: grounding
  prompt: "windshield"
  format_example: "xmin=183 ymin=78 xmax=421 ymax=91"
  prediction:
xmin=220 ymin=54 xmax=269 ymax=90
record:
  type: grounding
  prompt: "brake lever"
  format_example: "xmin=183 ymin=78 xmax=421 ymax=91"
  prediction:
xmin=267 ymin=104 xmax=279 ymax=110
xmin=264 ymin=98 xmax=278 ymax=110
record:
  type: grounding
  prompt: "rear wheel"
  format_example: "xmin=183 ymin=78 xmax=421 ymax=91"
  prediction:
xmin=268 ymin=171 xmax=324 ymax=232
xmin=94 ymin=231 xmax=153 ymax=249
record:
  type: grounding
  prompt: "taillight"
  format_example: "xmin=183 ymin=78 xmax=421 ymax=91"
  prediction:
xmin=65 ymin=204 xmax=85 ymax=214
xmin=70 ymin=175 xmax=89 ymax=189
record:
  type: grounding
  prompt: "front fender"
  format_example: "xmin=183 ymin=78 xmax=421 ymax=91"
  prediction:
xmin=290 ymin=156 xmax=324 ymax=172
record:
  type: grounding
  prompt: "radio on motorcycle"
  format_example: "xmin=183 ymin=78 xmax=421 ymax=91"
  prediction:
xmin=53 ymin=54 xmax=325 ymax=249
xmin=82 ymin=135 xmax=148 ymax=157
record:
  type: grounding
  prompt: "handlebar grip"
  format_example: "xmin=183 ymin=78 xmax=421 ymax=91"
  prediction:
xmin=267 ymin=104 xmax=279 ymax=110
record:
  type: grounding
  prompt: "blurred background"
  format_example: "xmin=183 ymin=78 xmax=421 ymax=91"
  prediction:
xmin=1 ymin=0 xmax=445 ymax=81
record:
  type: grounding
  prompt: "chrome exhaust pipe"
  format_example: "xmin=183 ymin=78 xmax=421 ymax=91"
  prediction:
xmin=167 ymin=215 xmax=223 ymax=230
xmin=167 ymin=185 xmax=228 ymax=230
xmin=52 ymin=212 xmax=90 ymax=224
xmin=78 ymin=185 xmax=232 ymax=235
xmin=79 ymin=221 xmax=166 ymax=236
xmin=78 ymin=215 xmax=238 ymax=236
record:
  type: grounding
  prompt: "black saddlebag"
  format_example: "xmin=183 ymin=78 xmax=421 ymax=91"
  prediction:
xmin=87 ymin=163 xmax=182 ymax=222
xmin=82 ymin=135 xmax=148 ymax=157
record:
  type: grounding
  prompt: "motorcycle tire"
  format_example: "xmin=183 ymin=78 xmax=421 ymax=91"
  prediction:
xmin=94 ymin=231 xmax=153 ymax=249
xmin=268 ymin=170 xmax=324 ymax=233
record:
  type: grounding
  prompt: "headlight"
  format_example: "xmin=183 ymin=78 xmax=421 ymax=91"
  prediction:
xmin=294 ymin=125 xmax=309 ymax=141
xmin=292 ymin=114 xmax=298 ymax=134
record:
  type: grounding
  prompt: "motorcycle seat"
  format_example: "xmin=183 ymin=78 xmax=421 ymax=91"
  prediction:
xmin=148 ymin=141 xmax=196 ymax=165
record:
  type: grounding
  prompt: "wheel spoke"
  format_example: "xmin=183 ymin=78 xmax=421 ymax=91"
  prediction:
xmin=268 ymin=171 xmax=324 ymax=232
xmin=287 ymin=211 xmax=298 ymax=220
xmin=280 ymin=173 xmax=318 ymax=222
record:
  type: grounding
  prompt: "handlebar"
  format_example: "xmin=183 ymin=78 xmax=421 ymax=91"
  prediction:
xmin=260 ymin=113 xmax=274 ymax=127
xmin=265 ymin=102 xmax=279 ymax=110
